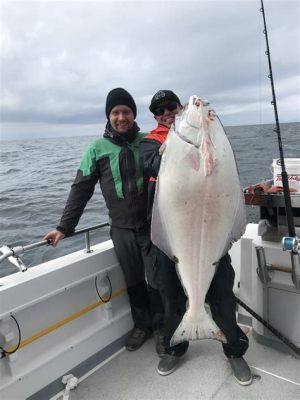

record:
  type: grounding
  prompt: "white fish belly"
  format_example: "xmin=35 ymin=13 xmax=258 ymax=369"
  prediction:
xmin=152 ymin=113 xmax=246 ymax=344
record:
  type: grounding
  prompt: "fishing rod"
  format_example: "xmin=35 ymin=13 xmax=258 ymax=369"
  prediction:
xmin=232 ymin=2 xmax=300 ymax=358
xmin=260 ymin=0 xmax=295 ymax=239
xmin=236 ymin=296 xmax=300 ymax=357
xmin=260 ymin=0 xmax=300 ymax=289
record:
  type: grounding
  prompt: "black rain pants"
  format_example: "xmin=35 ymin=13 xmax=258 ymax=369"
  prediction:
xmin=152 ymin=248 xmax=248 ymax=358
xmin=206 ymin=253 xmax=249 ymax=358
xmin=110 ymin=225 xmax=164 ymax=333
xmin=151 ymin=245 xmax=189 ymax=356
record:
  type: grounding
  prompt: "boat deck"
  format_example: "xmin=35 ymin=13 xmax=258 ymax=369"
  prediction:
xmin=62 ymin=334 xmax=300 ymax=400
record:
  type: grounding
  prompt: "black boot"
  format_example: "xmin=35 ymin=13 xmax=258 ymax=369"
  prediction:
xmin=125 ymin=328 xmax=151 ymax=351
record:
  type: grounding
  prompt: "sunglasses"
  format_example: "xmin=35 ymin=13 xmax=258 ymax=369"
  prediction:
xmin=153 ymin=102 xmax=178 ymax=116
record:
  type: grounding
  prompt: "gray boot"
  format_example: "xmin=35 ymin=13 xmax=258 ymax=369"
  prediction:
xmin=228 ymin=357 xmax=252 ymax=386
xmin=157 ymin=354 xmax=180 ymax=376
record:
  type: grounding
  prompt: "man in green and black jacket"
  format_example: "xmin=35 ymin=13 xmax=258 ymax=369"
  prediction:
xmin=44 ymin=88 xmax=164 ymax=352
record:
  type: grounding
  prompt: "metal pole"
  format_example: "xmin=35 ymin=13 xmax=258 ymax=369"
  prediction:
xmin=85 ymin=232 xmax=91 ymax=253
xmin=0 ymin=222 xmax=110 ymax=263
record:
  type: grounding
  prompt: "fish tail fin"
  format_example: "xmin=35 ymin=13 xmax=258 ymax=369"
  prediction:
xmin=170 ymin=311 xmax=226 ymax=346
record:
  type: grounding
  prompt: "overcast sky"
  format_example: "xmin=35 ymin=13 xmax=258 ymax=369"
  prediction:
xmin=0 ymin=0 xmax=299 ymax=140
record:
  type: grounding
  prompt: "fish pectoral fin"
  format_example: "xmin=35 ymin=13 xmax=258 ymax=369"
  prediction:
xmin=187 ymin=147 xmax=200 ymax=171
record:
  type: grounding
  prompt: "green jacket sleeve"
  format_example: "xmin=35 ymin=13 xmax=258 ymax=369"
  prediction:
xmin=57 ymin=144 xmax=100 ymax=236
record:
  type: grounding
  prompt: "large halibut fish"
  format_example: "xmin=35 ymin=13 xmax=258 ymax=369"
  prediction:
xmin=151 ymin=96 xmax=246 ymax=345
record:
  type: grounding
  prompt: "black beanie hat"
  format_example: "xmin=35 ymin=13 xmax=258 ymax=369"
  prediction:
xmin=105 ymin=88 xmax=137 ymax=119
xmin=149 ymin=90 xmax=181 ymax=113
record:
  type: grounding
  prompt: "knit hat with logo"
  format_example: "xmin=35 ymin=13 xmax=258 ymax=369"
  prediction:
xmin=149 ymin=90 xmax=181 ymax=113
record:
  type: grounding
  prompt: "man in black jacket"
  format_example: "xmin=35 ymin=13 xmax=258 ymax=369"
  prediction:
xmin=140 ymin=90 xmax=189 ymax=375
xmin=44 ymin=88 xmax=164 ymax=352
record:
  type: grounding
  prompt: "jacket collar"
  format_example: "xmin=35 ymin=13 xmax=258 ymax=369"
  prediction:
xmin=151 ymin=123 xmax=170 ymax=135
xmin=104 ymin=122 xmax=140 ymax=146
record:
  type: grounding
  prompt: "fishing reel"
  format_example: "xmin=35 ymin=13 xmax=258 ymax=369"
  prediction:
xmin=282 ymin=236 xmax=300 ymax=254
xmin=282 ymin=237 xmax=300 ymax=289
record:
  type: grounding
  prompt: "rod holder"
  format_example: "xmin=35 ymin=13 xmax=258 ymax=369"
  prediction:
xmin=85 ymin=232 xmax=91 ymax=253
xmin=290 ymin=253 xmax=300 ymax=290
xmin=255 ymin=246 xmax=272 ymax=284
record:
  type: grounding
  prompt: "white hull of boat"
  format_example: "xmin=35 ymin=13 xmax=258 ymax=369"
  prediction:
xmin=0 ymin=224 xmax=299 ymax=399
xmin=0 ymin=240 xmax=133 ymax=399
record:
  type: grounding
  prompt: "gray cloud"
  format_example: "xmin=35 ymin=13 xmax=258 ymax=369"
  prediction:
xmin=0 ymin=0 xmax=299 ymax=140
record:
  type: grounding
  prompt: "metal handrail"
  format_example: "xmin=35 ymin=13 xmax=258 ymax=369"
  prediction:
xmin=70 ymin=222 xmax=110 ymax=237
xmin=0 ymin=222 xmax=110 ymax=266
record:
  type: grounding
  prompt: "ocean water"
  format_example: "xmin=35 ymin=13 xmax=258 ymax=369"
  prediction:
xmin=0 ymin=122 xmax=299 ymax=276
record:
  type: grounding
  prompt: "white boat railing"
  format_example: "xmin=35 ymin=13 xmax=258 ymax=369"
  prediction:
xmin=0 ymin=222 xmax=110 ymax=272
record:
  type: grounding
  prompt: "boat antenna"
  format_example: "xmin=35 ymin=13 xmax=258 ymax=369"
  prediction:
xmin=260 ymin=0 xmax=295 ymax=238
